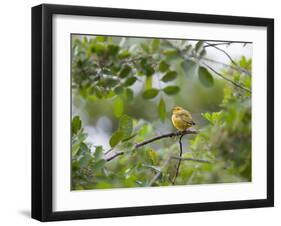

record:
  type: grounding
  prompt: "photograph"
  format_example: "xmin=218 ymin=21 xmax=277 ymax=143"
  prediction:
xmin=30 ymin=3 xmax=274 ymax=221
xmin=71 ymin=34 xmax=252 ymax=190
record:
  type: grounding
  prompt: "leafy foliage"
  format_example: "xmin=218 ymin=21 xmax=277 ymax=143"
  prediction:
xmin=198 ymin=66 xmax=214 ymax=88
xmin=71 ymin=35 xmax=252 ymax=190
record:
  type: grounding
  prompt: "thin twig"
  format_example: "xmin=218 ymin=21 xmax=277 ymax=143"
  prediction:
xmin=172 ymin=135 xmax=184 ymax=184
xmin=205 ymin=42 xmax=238 ymax=67
xmin=202 ymin=63 xmax=251 ymax=93
xmin=135 ymin=130 xmax=197 ymax=149
xmin=104 ymin=148 xmax=114 ymax=155
xmin=148 ymin=154 xmax=210 ymax=186
xmin=204 ymin=41 xmax=252 ymax=48
xmin=203 ymin=42 xmax=233 ymax=48
xmin=170 ymin=156 xmax=211 ymax=164
xmin=105 ymin=152 xmax=124 ymax=161
xmin=121 ymin=55 xmax=154 ymax=65
xmin=194 ymin=55 xmax=251 ymax=76
xmin=205 ymin=42 xmax=251 ymax=76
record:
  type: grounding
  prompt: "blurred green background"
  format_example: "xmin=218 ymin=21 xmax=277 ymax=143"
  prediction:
xmin=71 ymin=35 xmax=252 ymax=190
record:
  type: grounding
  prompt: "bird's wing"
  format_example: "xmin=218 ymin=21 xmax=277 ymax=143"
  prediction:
xmin=180 ymin=110 xmax=195 ymax=125
xmin=183 ymin=109 xmax=192 ymax=118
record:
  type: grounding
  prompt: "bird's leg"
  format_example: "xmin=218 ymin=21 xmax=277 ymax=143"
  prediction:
xmin=176 ymin=130 xmax=185 ymax=136
xmin=176 ymin=131 xmax=182 ymax=136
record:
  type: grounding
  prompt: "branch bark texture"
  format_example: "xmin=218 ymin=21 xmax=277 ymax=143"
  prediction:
xmin=135 ymin=130 xmax=197 ymax=149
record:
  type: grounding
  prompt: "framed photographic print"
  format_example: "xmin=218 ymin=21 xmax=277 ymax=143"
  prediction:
xmin=31 ymin=4 xmax=274 ymax=221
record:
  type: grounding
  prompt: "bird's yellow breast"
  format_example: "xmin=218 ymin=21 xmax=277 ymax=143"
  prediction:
xmin=172 ymin=114 xmax=192 ymax=131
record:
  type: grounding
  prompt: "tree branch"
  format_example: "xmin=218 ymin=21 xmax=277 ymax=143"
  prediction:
xmin=135 ymin=130 xmax=197 ymax=149
xmin=106 ymin=130 xmax=198 ymax=162
xmin=202 ymin=63 xmax=251 ymax=93
xmin=105 ymin=152 xmax=124 ymax=161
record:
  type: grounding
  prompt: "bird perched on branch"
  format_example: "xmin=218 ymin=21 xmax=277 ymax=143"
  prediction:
xmin=172 ymin=106 xmax=195 ymax=131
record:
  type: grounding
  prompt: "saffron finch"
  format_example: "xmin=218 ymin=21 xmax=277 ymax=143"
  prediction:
xmin=172 ymin=106 xmax=195 ymax=131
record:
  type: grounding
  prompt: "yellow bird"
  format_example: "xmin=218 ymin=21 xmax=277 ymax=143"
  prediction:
xmin=172 ymin=106 xmax=195 ymax=131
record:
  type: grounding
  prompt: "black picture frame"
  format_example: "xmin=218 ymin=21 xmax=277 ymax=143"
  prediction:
xmin=32 ymin=3 xmax=274 ymax=222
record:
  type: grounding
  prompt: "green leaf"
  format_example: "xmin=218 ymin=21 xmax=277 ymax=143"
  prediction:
xmin=77 ymin=132 xmax=87 ymax=144
xmin=122 ymin=133 xmax=137 ymax=142
xmin=148 ymin=149 xmax=158 ymax=165
xmin=125 ymin=88 xmax=134 ymax=101
xmin=118 ymin=50 xmax=130 ymax=59
xmin=244 ymin=76 xmax=251 ymax=89
xmin=94 ymin=146 xmax=104 ymax=161
xmin=113 ymin=96 xmax=124 ymax=117
xmin=202 ymin=112 xmax=212 ymax=122
xmin=158 ymin=98 xmax=166 ymax=122
xmin=114 ymin=85 xmax=124 ymax=95
xmin=119 ymin=114 xmax=133 ymax=139
xmin=94 ymin=43 xmax=107 ymax=55
xmin=72 ymin=143 xmax=80 ymax=157
xmin=72 ymin=116 xmax=81 ymax=134
xmin=104 ymin=78 xmax=119 ymax=88
xmin=140 ymin=42 xmax=150 ymax=52
xmin=211 ymin=111 xmax=221 ymax=122
xmin=119 ymin=65 xmax=132 ymax=78
xmin=92 ymin=159 xmax=106 ymax=172
xmin=140 ymin=58 xmax=148 ymax=70
xmin=161 ymin=71 xmax=177 ymax=82
xmin=142 ymin=88 xmax=159 ymax=99
xmin=109 ymin=131 xmax=123 ymax=147
xmin=80 ymin=143 xmax=89 ymax=154
xmin=163 ymin=86 xmax=180 ymax=95
xmin=140 ymin=59 xmax=154 ymax=76
xmin=124 ymin=77 xmax=137 ymax=86
xmin=185 ymin=44 xmax=192 ymax=53
xmin=105 ymin=91 xmax=116 ymax=99
xmin=159 ymin=60 xmax=170 ymax=72
xmin=79 ymin=153 xmax=92 ymax=168
xmin=198 ymin=66 xmax=214 ymax=88
xmin=201 ymin=112 xmax=221 ymax=125
xmin=200 ymin=49 xmax=207 ymax=57
xmin=145 ymin=76 xmax=152 ymax=89
xmin=151 ymin=39 xmax=160 ymax=51
xmin=95 ymin=36 xmax=106 ymax=42
xmin=240 ymin=56 xmax=247 ymax=68
xmin=145 ymin=65 xmax=155 ymax=76
xmin=108 ymin=44 xmax=119 ymax=55
xmin=195 ymin=41 xmax=204 ymax=53
xmin=92 ymin=86 xmax=106 ymax=99
xmin=163 ymin=49 xmax=178 ymax=56
xmin=182 ymin=60 xmax=198 ymax=77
